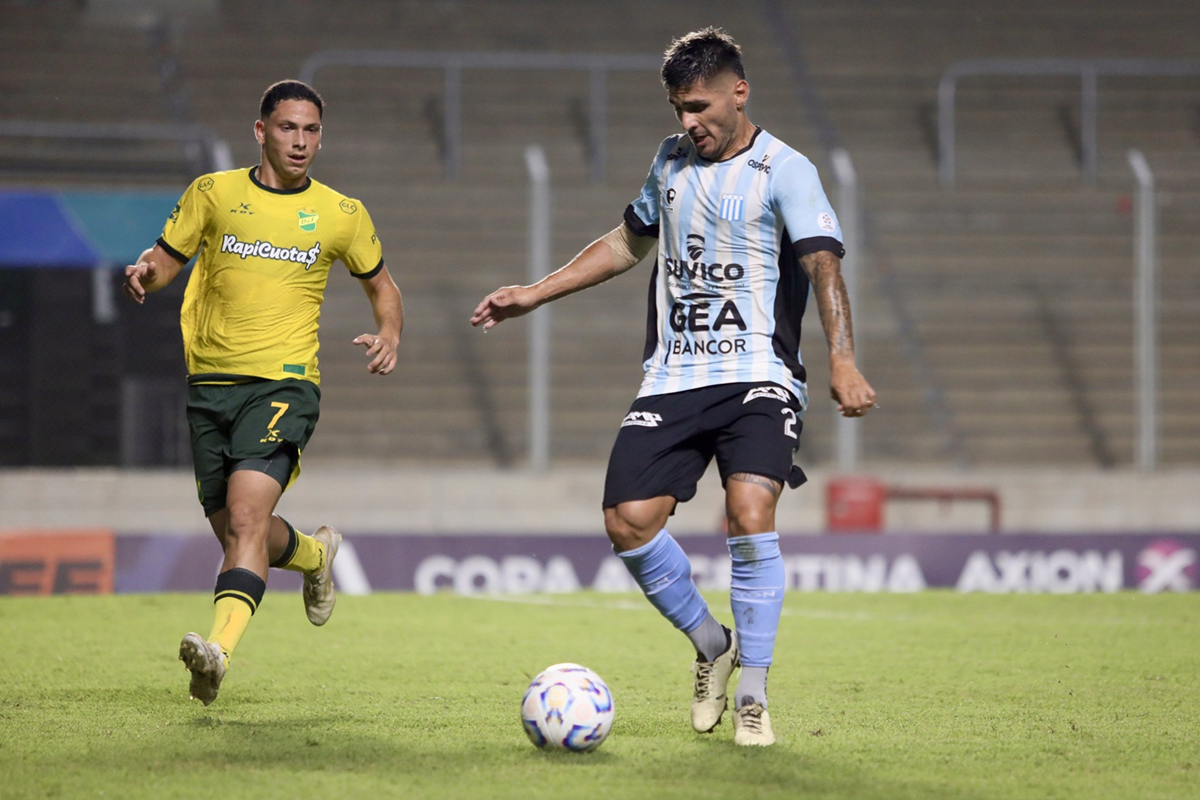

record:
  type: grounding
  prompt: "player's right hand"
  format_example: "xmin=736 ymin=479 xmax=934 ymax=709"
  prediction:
xmin=123 ymin=260 xmax=157 ymax=305
xmin=470 ymin=285 xmax=539 ymax=331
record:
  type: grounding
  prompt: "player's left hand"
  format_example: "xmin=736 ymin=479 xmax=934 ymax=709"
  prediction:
xmin=353 ymin=333 xmax=398 ymax=375
xmin=831 ymin=361 xmax=877 ymax=418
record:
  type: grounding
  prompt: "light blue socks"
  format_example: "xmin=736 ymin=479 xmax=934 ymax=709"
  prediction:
xmin=729 ymin=531 xmax=785 ymax=707
xmin=617 ymin=529 xmax=728 ymax=660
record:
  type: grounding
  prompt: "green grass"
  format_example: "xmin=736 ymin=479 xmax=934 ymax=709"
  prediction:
xmin=1 ymin=591 xmax=1197 ymax=799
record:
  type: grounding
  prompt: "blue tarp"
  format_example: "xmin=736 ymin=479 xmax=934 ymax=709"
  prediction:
xmin=0 ymin=189 xmax=181 ymax=268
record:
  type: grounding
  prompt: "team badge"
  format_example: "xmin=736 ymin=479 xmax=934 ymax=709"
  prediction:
xmin=719 ymin=194 xmax=744 ymax=222
xmin=298 ymin=209 xmax=319 ymax=232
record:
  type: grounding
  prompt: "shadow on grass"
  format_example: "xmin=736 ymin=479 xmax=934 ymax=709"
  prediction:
xmin=13 ymin=688 xmax=988 ymax=800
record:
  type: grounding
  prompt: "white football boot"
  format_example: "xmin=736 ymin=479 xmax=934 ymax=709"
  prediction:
xmin=691 ymin=628 xmax=739 ymax=732
xmin=733 ymin=702 xmax=776 ymax=747
xmin=179 ymin=632 xmax=226 ymax=706
xmin=303 ymin=526 xmax=342 ymax=626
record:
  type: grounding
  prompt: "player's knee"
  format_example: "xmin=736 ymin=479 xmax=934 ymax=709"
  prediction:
xmin=604 ymin=505 xmax=660 ymax=552
xmin=726 ymin=503 xmax=774 ymax=538
xmin=225 ymin=501 xmax=270 ymax=543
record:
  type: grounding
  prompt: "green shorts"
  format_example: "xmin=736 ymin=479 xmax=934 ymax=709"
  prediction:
xmin=187 ymin=378 xmax=321 ymax=516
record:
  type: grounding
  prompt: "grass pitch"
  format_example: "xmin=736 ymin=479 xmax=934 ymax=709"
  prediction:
xmin=1 ymin=591 xmax=1197 ymax=799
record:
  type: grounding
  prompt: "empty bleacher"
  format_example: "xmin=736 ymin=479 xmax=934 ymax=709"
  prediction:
xmin=3 ymin=0 xmax=1196 ymax=468
xmin=782 ymin=0 xmax=1200 ymax=466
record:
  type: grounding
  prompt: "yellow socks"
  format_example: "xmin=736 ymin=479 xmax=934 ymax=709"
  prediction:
xmin=208 ymin=567 xmax=266 ymax=664
xmin=270 ymin=518 xmax=326 ymax=575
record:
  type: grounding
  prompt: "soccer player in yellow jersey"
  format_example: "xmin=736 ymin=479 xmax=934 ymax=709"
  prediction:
xmin=123 ymin=80 xmax=403 ymax=706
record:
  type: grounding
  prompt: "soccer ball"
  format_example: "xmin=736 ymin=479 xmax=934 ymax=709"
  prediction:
xmin=520 ymin=663 xmax=615 ymax=752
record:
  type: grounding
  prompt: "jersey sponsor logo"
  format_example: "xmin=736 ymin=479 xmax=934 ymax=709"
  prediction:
xmin=197 ymin=177 xmax=214 ymax=192
xmin=665 ymin=146 xmax=688 ymax=161
xmin=298 ymin=209 xmax=319 ymax=231
xmin=719 ymin=194 xmax=745 ymax=222
xmin=229 ymin=202 xmax=254 ymax=215
xmin=818 ymin=212 xmax=836 ymax=233
xmin=663 ymin=257 xmax=746 ymax=285
xmin=665 ymin=234 xmax=748 ymax=287
xmin=339 ymin=199 xmax=358 ymax=215
xmin=168 ymin=203 xmax=181 ymax=222
xmin=669 ymin=292 xmax=747 ymax=333
xmin=220 ymin=234 xmax=323 ymax=268
xmin=669 ymin=338 xmax=748 ymax=357
xmin=621 ymin=411 xmax=662 ymax=428
xmin=747 ymin=154 xmax=771 ymax=174
xmin=665 ymin=187 xmax=677 ymax=208
xmin=744 ymin=386 xmax=791 ymax=404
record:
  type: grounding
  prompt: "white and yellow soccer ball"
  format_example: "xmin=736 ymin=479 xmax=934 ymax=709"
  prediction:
xmin=520 ymin=663 xmax=615 ymax=752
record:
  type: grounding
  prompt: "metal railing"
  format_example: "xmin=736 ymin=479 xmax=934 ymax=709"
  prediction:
xmin=1129 ymin=149 xmax=1158 ymax=472
xmin=938 ymin=58 xmax=1200 ymax=186
xmin=0 ymin=120 xmax=233 ymax=174
xmin=830 ymin=147 xmax=862 ymax=472
xmin=298 ymin=50 xmax=662 ymax=183
xmin=525 ymin=145 xmax=551 ymax=470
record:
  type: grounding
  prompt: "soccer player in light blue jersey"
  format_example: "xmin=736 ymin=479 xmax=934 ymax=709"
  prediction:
xmin=472 ymin=28 xmax=876 ymax=746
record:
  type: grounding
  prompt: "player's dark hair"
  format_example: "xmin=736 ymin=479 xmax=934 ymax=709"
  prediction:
xmin=661 ymin=27 xmax=745 ymax=91
xmin=260 ymin=80 xmax=324 ymax=119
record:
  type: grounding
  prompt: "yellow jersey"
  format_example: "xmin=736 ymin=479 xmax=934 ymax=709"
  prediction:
xmin=158 ymin=166 xmax=384 ymax=386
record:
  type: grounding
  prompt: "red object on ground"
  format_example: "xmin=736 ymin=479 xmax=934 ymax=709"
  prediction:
xmin=826 ymin=476 xmax=886 ymax=532
xmin=825 ymin=479 xmax=1003 ymax=533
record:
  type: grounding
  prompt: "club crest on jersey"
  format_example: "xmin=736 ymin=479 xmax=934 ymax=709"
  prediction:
xmin=719 ymin=194 xmax=744 ymax=222
xmin=744 ymin=386 xmax=791 ymax=404
xmin=621 ymin=411 xmax=663 ymax=428
xmin=298 ymin=209 xmax=319 ymax=232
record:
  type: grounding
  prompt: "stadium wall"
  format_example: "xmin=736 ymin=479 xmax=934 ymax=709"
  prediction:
xmin=2 ymin=466 xmax=1198 ymax=534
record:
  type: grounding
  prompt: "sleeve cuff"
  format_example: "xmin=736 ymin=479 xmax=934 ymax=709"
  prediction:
xmin=156 ymin=236 xmax=192 ymax=264
xmin=623 ymin=204 xmax=659 ymax=239
xmin=792 ymin=236 xmax=845 ymax=259
xmin=352 ymin=257 xmax=385 ymax=280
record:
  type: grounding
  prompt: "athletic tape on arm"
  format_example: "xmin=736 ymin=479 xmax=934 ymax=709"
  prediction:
xmin=600 ymin=224 xmax=655 ymax=269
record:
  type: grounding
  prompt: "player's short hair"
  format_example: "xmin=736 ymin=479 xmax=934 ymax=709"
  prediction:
xmin=260 ymin=80 xmax=324 ymax=119
xmin=661 ymin=27 xmax=745 ymax=91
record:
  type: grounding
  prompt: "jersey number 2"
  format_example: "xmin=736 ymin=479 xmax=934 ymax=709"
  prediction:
xmin=781 ymin=408 xmax=798 ymax=440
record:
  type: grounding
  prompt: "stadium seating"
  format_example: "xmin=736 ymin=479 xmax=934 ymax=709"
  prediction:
xmin=783 ymin=0 xmax=1200 ymax=466
xmin=3 ymin=0 xmax=1196 ymax=467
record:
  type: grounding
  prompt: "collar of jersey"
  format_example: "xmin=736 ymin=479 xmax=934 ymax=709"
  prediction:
xmin=694 ymin=126 xmax=763 ymax=165
xmin=249 ymin=165 xmax=313 ymax=195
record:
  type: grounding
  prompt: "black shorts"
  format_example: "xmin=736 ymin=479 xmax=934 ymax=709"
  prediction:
xmin=602 ymin=382 xmax=806 ymax=509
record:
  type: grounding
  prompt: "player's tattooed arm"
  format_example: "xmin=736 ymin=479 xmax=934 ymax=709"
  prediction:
xmin=802 ymin=250 xmax=855 ymax=361
xmin=800 ymin=250 xmax=878 ymax=417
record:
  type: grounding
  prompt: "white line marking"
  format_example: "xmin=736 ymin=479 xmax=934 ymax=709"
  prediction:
xmin=459 ymin=593 xmax=901 ymax=622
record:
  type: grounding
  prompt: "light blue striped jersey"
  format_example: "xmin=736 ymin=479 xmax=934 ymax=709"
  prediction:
xmin=624 ymin=127 xmax=844 ymax=410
